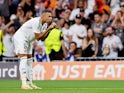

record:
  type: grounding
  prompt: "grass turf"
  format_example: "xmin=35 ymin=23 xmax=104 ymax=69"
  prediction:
xmin=0 ymin=80 xmax=124 ymax=93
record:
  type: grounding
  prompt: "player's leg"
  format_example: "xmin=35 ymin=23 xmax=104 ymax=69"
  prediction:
xmin=13 ymin=35 xmax=32 ymax=90
xmin=27 ymin=55 xmax=33 ymax=85
xmin=26 ymin=44 xmax=41 ymax=89
xmin=19 ymin=56 xmax=27 ymax=85
xmin=19 ymin=55 xmax=32 ymax=90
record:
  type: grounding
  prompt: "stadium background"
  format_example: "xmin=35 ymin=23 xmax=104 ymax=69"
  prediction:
xmin=1 ymin=0 xmax=124 ymax=93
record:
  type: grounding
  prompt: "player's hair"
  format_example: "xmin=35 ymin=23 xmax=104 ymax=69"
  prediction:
xmin=42 ymin=9 xmax=52 ymax=14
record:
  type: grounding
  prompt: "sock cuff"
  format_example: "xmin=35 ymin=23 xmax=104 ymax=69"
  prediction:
xmin=20 ymin=56 xmax=27 ymax=60
xmin=27 ymin=57 xmax=33 ymax=61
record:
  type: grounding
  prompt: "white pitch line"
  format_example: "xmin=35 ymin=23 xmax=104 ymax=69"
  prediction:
xmin=3 ymin=87 xmax=124 ymax=90
xmin=44 ymin=88 xmax=124 ymax=90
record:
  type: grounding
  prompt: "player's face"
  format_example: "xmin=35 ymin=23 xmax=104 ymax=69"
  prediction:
xmin=43 ymin=13 xmax=52 ymax=23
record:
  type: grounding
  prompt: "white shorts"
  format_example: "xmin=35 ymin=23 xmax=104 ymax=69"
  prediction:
xmin=13 ymin=31 xmax=33 ymax=55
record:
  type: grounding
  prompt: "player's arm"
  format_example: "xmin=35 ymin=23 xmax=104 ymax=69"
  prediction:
xmin=35 ymin=22 xmax=56 ymax=41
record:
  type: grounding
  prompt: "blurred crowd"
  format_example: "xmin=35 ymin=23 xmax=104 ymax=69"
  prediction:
xmin=0 ymin=0 xmax=124 ymax=62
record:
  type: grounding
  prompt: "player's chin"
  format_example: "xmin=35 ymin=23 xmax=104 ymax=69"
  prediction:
xmin=48 ymin=20 xmax=52 ymax=23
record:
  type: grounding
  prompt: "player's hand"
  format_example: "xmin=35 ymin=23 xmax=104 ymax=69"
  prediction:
xmin=48 ymin=22 xmax=57 ymax=30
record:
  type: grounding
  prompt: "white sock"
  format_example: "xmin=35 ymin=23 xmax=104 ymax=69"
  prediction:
xmin=19 ymin=57 xmax=28 ymax=85
xmin=27 ymin=58 xmax=33 ymax=84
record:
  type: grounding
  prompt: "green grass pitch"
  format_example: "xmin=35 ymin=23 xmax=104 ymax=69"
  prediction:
xmin=0 ymin=80 xmax=124 ymax=93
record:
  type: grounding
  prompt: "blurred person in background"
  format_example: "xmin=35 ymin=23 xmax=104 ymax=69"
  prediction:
xmin=101 ymin=12 xmax=112 ymax=28
xmin=61 ymin=0 xmax=70 ymax=10
xmin=10 ymin=6 xmax=24 ymax=23
xmin=95 ymin=0 xmax=110 ymax=15
xmin=56 ymin=17 xmax=65 ymax=30
xmin=0 ymin=0 xmax=10 ymax=23
xmin=79 ymin=8 xmax=92 ymax=29
xmin=91 ymin=12 xmax=107 ymax=56
xmin=63 ymin=9 xmax=71 ymax=24
xmin=52 ymin=1 xmax=65 ymax=19
xmin=84 ymin=0 xmax=95 ymax=17
xmin=22 ymin=10 xmax=33 ymax=23
xmin=82 ymin=28 xmax=98 ymax=57
xmin=111 ymin=11 xmax=124 ymax=39
xmin=102 ymin=26 xmax=123 ymax=58
xmin=9 ymin=6 xmax=24 ymax=30
xmin=70 ymin=0 xmax=95 ymax=21
xmin=120 ymin=2 xmax=124 ymax=15
xmin=0 ymin=30 xmax=6 ymax=61
xmin=69 ymin=14 xmax=87 ymax=57
xmin=45 ymin=28 xmax=67 ymax=61
xmin=9 ymin=0 xmax=20 ymax=15
xmin=109 ymin=0 xmax=120 ymax=16
xmin=44 ymin=0 xmax=57 ymax=9
xmin=19 ymin=0 xmax=35 ymax=16
xmin=111 ymin=11 xmax=124 ymax=57
xmin=69 ymin=0 xmax=86 ymax=21
xmin=35 ymin=0 xmax=45 ymax=17
xmin=0 ymin=16 xmax=5 ymax=30
xmin=2 ymin=20 xmax=16 ymax=58
xmin=34 ymin=45 xmax=47 ymax=62
xmin=66 ymin=41 xmax=77 ymax=61
xmin=61 ymin=21 xmax=71 ymax=49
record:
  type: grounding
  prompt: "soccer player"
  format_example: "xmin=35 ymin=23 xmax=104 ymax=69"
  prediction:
xmin=13 ymin=10 xmax=56 ymax=90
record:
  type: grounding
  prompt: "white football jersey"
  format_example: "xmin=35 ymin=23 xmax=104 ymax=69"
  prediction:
xmin=14 ymin=17 xmax=48 ymax=42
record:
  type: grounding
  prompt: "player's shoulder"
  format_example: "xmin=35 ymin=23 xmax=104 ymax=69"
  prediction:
xmin=30 ymin=17 xmax=41 ymax=21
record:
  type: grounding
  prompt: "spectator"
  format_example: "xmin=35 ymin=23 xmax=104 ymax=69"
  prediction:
xmin=0 ymin=30 xmax=6 ymax=61
xmin=10 ymin=6 xmax=24 ymax=30
xmin=120 ymin=2 xmax=124 ymax=15
xmin=111 ymin=11 xmax=124 ymax=39
xmin=44 ymin=0 xmax=57 ymax=9
xmin=82 ymin=28 xmax=98 ymax=57
xmin=66 ymin=41 xmax=77 ymax=61
xmin=19 ymin=0 xmax=35 ymax=16
xmin=0 ymin=16 xmax=5 ymax=30
xmin=91 ymin=12 xmax=107 ymax=56
xmin=95 ymin=0 xmax=110 ymax=15
xmin=111 ymin=11 xmax=124 ymax=57
xmin=10 ymin=6 xmax=24 ymax=23
xmin=68 ymin=0 xmax=77 ymax=9
xmin=22 ymin=10 xmax=33 ymax=23
xmin=79 ymin=8 xmax=92 ymax=29
xmin=35 ymin=0 xmax=45 ymax=17
xmin=34 ymin=45 xmax=47 ymax=62
xmin=109 ymin=0 xmax=120 ymax=16
xmin=102 ymin=26 xmax=123 ymax=58
xmin=45 ymin=28 xmax=67 ymax=61
xmin=61 ymin=0 xmax=70 ymax=10
xmin=69 ymin=14 xmax=87 ymax=57
xmin=69 ymin=0 xmax=86 ymax=21
xmin=63 ymin=9 xmax=71 ymax=23
xmin=9 ymin=0 xmax=20 ymax=15
xmin=2 ymin=24 xmax=16 ymax=58
xmin=56 ymin=18 xmax=65 ymax=30
xmin=84 ymin=0 xmax=95 ymax=17
xmin=52 ymin=1 xmax=65 ymax=19
xmin=0 ymin=0 xmax=10 ymax=23
xmin=61 ymin=21 xmax=71 ymax=49
xmin=101 ymin=12 xmax=112 ymax=27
